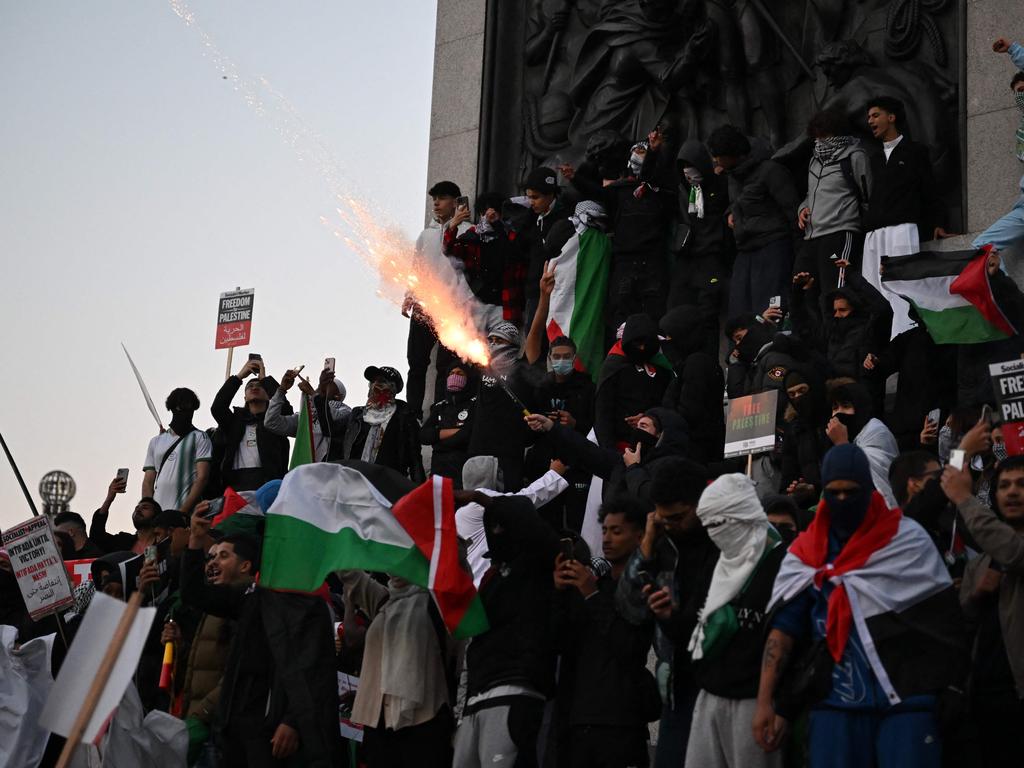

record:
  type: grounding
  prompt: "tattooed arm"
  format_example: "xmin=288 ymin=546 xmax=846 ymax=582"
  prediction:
xmin=751 ymin=629 xmax=794 ymax=752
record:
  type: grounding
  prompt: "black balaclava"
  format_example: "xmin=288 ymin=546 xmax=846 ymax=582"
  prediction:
xmin=734 ymin=321 xmax=774 ymax=365
xmin=169 ymin=409 xmax=194 ymax=436
xmin=621 ymin=313 xmax=660 ymax=365
xmin=821 ymin=444 xmax=875 ymax=541
xmin=659 ymin=305 xmax=703 ymax=370
xmin=831 ymin=382 xmax=873 ymax=441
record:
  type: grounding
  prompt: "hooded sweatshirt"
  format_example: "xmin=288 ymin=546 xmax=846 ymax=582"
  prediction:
xmin=830 ymin=382 xmax=899 ymax=507
xmin=800 ymin=139 xmax=872 ymax=239
xmin=595 ymin=313 xmax=671 ymax=449
xmin=725 ymin=148 xmax=801 ymax=252
xmin=676 ymin=139 xmax=731 ymax=259
xmin=660 ymin=306 xmax=725 ymax=463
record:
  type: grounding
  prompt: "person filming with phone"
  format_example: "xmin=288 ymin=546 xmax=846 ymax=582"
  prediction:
xmin=212 ymin=356 xmax=290 ymax=491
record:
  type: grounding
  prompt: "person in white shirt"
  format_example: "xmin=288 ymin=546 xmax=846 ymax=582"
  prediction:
xmin=142 ymin=388 xmax=211 ymax=515
xmin=456 ymin=455 xmax=569 ymax=586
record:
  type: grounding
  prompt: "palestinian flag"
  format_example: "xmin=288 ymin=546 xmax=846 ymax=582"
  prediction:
xmin=546 ymin=226 xmax=612 ymax=381
xmin=210 ymin=486 xmax=266 ymax=538
xmin=289 ymin=394 xmax=316 ymax=469
xmin=881 ymin=246 xmax=1016 ymax=344
xmin=770 ymin=492 xmax=964 ymax=705
xmin=260 ymin=461 xmax=487 ymax=638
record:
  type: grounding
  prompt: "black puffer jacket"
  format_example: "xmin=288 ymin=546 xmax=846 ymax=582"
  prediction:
xmin=725 ymin=151 xmax=800 ymax=252
xmin=660 ymin=306 xmax=725 ymax=464
xmin=466 ymin=497 xmax=560 ymax=698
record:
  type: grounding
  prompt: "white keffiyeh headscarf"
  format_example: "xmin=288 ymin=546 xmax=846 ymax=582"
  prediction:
xmin=569 ymin=200 xmax=609 ymax=234
xmin=689 ymin=473 xmax=771 ymax=660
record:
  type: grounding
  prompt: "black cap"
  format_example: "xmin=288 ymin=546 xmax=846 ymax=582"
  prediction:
xmin=428 ymin=180 xmax=461 ymax=198
xmin=523 ymin=166 xmax=558 ymax=194
xmin=153 ymin=509 xmax=189 ymax=530
xmin=364 ymin=365 xmax=404 ymax=395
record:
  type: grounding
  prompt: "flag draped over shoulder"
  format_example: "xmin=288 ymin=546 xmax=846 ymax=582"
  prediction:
xmin=881 ymin=246 xmax=1016 ymax=344
xmin=547 ymin=226 xmax=611 ymax=381
xmin=260 ymin=462 xmax=487 ymax=638
xmin=769 ymin=494 xmax=954 ymax=705
xmin=289 ymin=394 xmax=316 ymax=469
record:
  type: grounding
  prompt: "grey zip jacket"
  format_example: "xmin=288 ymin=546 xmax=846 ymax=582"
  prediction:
xmin=801 ymin=141 xmax=872 ymax=239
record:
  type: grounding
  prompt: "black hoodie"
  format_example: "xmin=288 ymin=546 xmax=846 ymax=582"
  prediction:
xmin=660 ymin=306 xmax=725 ymax=464
xmin=676 ymin=139 xmax=732 ymax=260
xmin=467 ymin=497 xmax=560 ymax=698
xmin=595 ymin=313 xmax=672 ymax=449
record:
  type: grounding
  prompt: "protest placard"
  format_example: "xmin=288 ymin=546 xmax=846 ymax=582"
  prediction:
xmin=723 ymin=390 xmax=779 ymax=459
xmin=2 ymin=516 xmax=75 ymax=621
xmin=215 ymin=288 xmax=255 ymax=350
xmin=989 ymin=358 xmax=1024 ymax=455
xmin=66 ymin=558 xmax=96 ymax=588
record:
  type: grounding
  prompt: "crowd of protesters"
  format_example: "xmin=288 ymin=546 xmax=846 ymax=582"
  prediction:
xmin=5 ymin=35 xmax=1024 ymax=768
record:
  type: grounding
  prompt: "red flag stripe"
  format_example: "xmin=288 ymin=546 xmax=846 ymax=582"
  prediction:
xmin=950 ymin=246 xmax=1017 ymax=336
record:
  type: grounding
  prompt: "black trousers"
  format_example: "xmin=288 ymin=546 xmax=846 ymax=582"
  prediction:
xmin=362 ymin=710 xmax=453 ymax=768
xmin=667 ymin=250 xmax=726 ymax=359
xmin=608 ymin=257 xmax=668 ymax=333
xmin=567 ymin=724 xmax=649 ymax=768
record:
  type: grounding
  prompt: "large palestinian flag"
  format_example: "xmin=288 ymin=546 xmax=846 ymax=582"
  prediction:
xmin=260 ymin=461 xmax=487 ymax=638
xmin=881 ymin=246 xmax=1017 ymax=344
xmin=546 ymin=226 xmax=611 ymax=381
xmin=769 ymin=492 xmax=962 ymax=705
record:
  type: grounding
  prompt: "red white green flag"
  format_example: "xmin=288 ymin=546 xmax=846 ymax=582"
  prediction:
xmin=259 ymin=463 xmax=487 ymax=638
xmin=881 ymin=246 xmax=1017 ymax=344
xmin=546 ymin=226 xmax=612 ymax=381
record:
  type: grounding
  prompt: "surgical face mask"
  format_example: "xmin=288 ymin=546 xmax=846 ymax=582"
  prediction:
xmin=550 ymin=358 xmax=574 ymax=376
xmin=446 ymin=372 xmax=467 ymax=393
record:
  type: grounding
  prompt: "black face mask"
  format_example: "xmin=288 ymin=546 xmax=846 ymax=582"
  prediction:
xmin=776 ymin=525 xmax=798 ymax=545
xmin=628 ymin=427 xmax=659 ymax=450
xmin=824 ymin=487 xmax=871 ymax=541
xmin=624 ymin=341 xmax=656 ymax=365
xmin=169 ymin=410 xmax=194 ymax=435
xmin=834 ymin=411 xmax=867 ymax=441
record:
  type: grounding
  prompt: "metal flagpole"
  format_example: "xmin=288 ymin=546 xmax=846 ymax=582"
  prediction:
xmin=0 ymin=428 xmax=40 ymax=517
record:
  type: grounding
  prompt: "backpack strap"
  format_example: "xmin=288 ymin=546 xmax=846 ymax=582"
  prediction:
xmin=157 ymin=430 xmax=193 ymax=479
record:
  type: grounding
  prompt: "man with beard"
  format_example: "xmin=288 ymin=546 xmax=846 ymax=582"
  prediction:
xmin=552 ymin=496 xmax=657 ymax=768
xmin=468 ymin=322 xmax=540 ymax=491
xmin=89 ymin=483 xmax=162 ymax=556
xmin=342 ymin=365 xmax=424 ymax=482
xmin=754 ymin=445 xmax=966 ymax=767
xmin=143 ymin=387 xmax=211 ymax=515
xmin=826 ymin=380 xmax=898 ymax=508
xmin=212 ymin=358 xmax=289 ymax=491
xmin=595 ymin=313 xmax=672 ymax=451
xmin=659 ymin=305 xmax=725 ymax=464
xmin=616 ymin=459 xmax=718 ymax=768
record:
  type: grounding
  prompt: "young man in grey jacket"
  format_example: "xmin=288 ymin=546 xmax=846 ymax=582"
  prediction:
xmin=797 ymin=109 xmax=872 ymax=298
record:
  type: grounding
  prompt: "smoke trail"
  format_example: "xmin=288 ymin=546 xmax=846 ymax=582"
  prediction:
xmin=166 ymin=0 xmax=490 ymax=366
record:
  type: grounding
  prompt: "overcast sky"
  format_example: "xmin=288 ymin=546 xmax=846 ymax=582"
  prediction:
xmin=0 ymin=2 xmax=437 ymax=532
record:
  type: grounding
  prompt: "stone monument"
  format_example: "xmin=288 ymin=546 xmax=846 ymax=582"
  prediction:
xmin=426 ymin=0 xmax=1023 ymax=247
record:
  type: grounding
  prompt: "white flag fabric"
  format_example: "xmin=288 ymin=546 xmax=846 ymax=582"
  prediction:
xmin=0 ymin=625 xmax=55 ymax=768
xmin=39 ymin=592 xmax=156 ymax=744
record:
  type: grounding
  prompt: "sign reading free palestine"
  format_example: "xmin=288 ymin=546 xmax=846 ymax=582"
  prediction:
xmin=724 ymin=390 xmax=778 ymax=459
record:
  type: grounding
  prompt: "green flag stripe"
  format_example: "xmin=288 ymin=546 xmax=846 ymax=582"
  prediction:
xmin=570 ymin=227 xmax=611 ymax=381
xmin=911 ymin=303 xmax=1008 ymax=345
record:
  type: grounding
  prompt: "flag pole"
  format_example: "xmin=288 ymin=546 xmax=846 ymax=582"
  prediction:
xmin=746 ymin=452 xmax=753 ymax=478
xmin=0 ymin=428 xmax=39 ymax=517
xmin=55 ymin=588 xmax=145 ymax=768
xmin=225 ymin=347 xmax=234 ymax=382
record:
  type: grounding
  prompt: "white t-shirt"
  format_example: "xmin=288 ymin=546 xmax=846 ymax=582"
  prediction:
xmin=232 ymin=423 xmax=261 ymax=470
xmin=143 ymin=429 xmax=212 ymax=511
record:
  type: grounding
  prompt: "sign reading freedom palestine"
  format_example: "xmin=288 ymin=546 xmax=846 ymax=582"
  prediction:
xmin=989 ymin=358 xmax=1024 ymax=456
xmin=724 ymin=390 xmax=778 ymax=459
xmin=2 ymin=515 xmax=75 ymax=620
xmin=215 ymin=288 xmax=255 ymax=350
